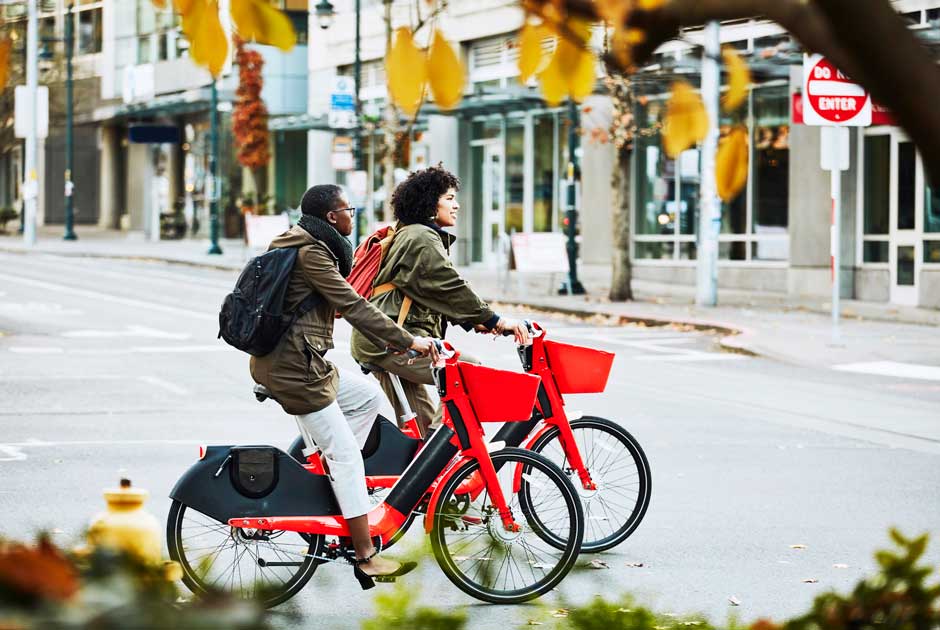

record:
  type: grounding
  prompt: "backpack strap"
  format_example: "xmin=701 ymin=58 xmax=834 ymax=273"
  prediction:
xmin=372 ymin=282 xmax=413 ymax=327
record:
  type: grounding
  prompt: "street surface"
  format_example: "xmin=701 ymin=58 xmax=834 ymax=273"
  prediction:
xmin=1 ymin=251 xmax=939 ymax=628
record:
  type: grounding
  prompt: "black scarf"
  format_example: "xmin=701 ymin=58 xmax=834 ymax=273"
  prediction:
xmin=297 ymin=213 xmax=354 ymax=277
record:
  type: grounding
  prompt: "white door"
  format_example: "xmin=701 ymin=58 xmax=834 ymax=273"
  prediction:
xmin=889 ymin=134 xmax=921 ymax=305
xmin=481 ymin=142 xmax=505 ymax=266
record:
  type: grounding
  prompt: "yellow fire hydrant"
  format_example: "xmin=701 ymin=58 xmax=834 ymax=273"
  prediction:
xmin=87 ymin=478 xmax=162 ymax=564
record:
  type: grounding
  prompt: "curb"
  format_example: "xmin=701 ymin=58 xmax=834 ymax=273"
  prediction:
xmin=484 ymin=296 xmax=761 ymax=358
xmin=0 ymin=246 xmax=243 ymax=273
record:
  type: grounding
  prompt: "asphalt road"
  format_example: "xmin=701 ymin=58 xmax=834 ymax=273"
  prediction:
xmin=1 ymin=251 xmax=939 ymax=628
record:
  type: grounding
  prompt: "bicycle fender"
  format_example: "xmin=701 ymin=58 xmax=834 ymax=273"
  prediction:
xmin=423 ymin=455 xmax=477 ymax=533
xmin=512 ymin=425 xmax=557 ymax=492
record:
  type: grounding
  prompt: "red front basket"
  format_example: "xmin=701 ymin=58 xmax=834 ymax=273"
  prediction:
xmin=543 ymin=340 xmax=614 ymax=394
xmin=457 ymin=362 xmax=541 ymax=422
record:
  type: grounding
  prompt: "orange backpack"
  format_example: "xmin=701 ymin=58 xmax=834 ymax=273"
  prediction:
xmin=343 ymin=225 xmax=413 ymax=325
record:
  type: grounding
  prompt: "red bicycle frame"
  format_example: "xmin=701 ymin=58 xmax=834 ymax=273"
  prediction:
xmin=230 ymin=345 xmax=539 ymax=543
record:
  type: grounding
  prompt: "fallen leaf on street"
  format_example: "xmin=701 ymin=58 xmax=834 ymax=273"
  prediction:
xmin=551 ymin=609 xmax=569 ymax=618
xmin=728 ymin=595 xmax=741 ymax=606
xmin=590 ymin=559 xmax=609 ymax=569
xmin=789 ymin=544 xmax=808 ymax=550
xmin=625 ymin=562 xmax=645 ymax=567
xmin=802 ymin=578 xmax=819 ymax=583
xmin=833 ymin=563 xmax=849 ymax=569
xmin=526 ymin=621 xmax=543 ymax=626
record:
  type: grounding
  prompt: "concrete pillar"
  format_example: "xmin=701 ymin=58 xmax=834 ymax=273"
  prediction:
xmin=428 ymin=115 xmax=459 ymax=174
xmin=580 ymin=95 xmax=615 ymax=265
xmin=307 ymin=129 xmax=335 ymax=190
xmin=98 ymin=126 xmax=119 ymax=228
xmin=126 ymin=142 xmax=153 ymax=232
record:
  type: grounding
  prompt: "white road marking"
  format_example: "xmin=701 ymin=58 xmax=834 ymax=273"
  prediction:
xmin=0 ymin=302 xmax=83 ymax=316
xmin=833 ymin=361 xmax=940 ymax=382
xmin=62 ymin=325 xmax=191 ymax=340
xmin=8 ymin=346 xmax=65 ymax=354
xmin=0 ymin=445 xmax=28 ymax=461
xmin=633 ymin=353 xmax=745 ymax=362
xmin=138 ymin=376 xmax=190 ymax=395
xmin=130 ymin=344 xmax=233 ymax=353
xmin=2 ymin=275 xmax=214 ymax=321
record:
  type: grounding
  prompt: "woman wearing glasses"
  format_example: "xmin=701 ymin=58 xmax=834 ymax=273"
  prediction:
xmin=350 ymin=165 xmax=528 ymax=437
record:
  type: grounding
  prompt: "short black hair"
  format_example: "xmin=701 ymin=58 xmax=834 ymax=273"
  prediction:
xmin=391 ymin=165 xmax=460 ymax=225
xmin=300 ymin=184 xmax=344 ymax=219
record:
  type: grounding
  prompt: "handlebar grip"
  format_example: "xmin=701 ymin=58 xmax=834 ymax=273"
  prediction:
xmin=405 ymin=349 xmax=422 ymax=359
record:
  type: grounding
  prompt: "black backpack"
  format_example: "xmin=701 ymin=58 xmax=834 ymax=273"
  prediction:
xmin=218 ymin=247 xmax=319 ymax=357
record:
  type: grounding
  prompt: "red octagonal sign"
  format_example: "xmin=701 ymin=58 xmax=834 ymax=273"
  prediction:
xmin=802 ymin=55 xmax=871 ymax=126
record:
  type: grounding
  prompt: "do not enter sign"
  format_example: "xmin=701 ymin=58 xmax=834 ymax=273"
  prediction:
xmin=802 ymin=54 xmax=871 ymax=126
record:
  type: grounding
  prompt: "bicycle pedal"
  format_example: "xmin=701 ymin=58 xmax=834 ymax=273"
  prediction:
xmin=374 ymin=576 xmax=397 ymax=583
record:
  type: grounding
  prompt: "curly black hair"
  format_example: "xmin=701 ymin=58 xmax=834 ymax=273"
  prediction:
xmin=391 ymin=165 xmax=461 ymax=225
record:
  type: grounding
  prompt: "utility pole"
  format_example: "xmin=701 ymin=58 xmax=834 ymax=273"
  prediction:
xmin=696 ymin=21 xmax=721 ymax=307
xmin=63 ymin=0 xmax=77 ymax=241
xmin=207 ymin=78 xmax=223 ymax=255
xmin=561 ymin=99 xmax=586 ymax=295
xmin=23 ymin=0 xmax=39 ymax=246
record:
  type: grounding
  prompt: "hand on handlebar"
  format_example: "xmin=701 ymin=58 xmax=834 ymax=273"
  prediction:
xmin=495 ymin=317 xmax=530 ymax=345
xmin=408 ymin=336 xmax=441 ymax=364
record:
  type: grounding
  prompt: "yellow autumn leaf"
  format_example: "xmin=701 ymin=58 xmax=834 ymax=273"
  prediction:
xmin=185 ymin=0 xmax=228 ymax=77
xmin=386 ymin=27 xmax=427 ymax=116
xmin=230 ymin=0 xmax=296 ymax=51
xmin=716 ymin=126 xmax=749 ymax=201
xmin=518 ymin=23 xmax=550 ymax=84
xmin=636 ymin=0 xmax=665 ymax=9
xmin=151 ymin=0 xmax=168 ymax=8
xmin=427 ymin=30 xmax=465 ymax=110
xmin=174 ymin=0 xmax=196 ymax=15
xmin=539 ymin=32 xmax=596 ymax=105
xmin=722 ymin=46 xmax=751 ymax=113
xmin=596 ymin=0 xmax=629 ymax=25
xmin=0 ymin=38 xmax=11 ymax=92
xmin=663 ymin=81 xmax=708 ymax=158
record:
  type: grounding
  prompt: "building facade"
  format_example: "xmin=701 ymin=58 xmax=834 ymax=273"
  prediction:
xmin=0 ymin=0 xmax=309 ymax=239
xmin=302 ymin=0 xmax=940 ymax=309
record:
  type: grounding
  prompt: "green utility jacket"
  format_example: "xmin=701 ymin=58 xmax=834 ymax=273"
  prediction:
xmin=250 ymin=225 xmax=414 ymax=415
xmin=350 ymin=223 xmax=497 ymax=365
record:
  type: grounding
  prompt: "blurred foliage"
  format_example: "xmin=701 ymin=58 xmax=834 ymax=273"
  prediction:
xmin=359 ymin=530 xmax=939 ymax=630
xmin=0 ymin=534 xmax=269 ymax=630
xmin=362 ymin=584 xmax=466 ymax=630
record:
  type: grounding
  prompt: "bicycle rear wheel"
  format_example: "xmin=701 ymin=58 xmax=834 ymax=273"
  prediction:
xmin=167 ymin=500 xmax=322 ymax=608
xmin=523 ymin=416 xmax=651 ymax=552
xmin=429 ymin=448 xmax=583 ymax=604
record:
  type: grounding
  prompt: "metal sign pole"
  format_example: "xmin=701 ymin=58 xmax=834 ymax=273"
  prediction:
xmin=830 ymin=160 xmax=841 ymax=344
xmin=696 ymin=21 xmax=721 ymax=307
xmin=23 ymin=0 xmax=38 ymax=246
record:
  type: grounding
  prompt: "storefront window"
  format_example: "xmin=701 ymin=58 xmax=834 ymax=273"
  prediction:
xmin=863 ymin=134 xmax=890 ymax=262
xmin=77 ymin=7 xmax=103 ymax=55
xmin=533 ymin=114 xmax=555 ymax=231
xmin=505 ymin=121 xmax=524 ymax=234
xmin=751 ymin=85 xmax=789 ymax=260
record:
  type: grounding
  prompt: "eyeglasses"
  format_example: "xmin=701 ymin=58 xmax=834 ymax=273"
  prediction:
xmin=333 ymin=206 xmax=357 ymax=216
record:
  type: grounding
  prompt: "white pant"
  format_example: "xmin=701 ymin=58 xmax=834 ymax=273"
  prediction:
xmin=294 ymin=367 xmax=382 ymax=519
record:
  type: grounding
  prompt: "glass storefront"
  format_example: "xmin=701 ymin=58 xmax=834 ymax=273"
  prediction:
xmin=466 ymin=109 xmax=567 ymax=265
xmin=633 ymin=82 xmax=789 ymax=263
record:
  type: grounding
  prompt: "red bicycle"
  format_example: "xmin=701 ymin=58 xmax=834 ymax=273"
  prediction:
xmin=287 ymin=321 xmax=652 ymax=553
xmin=167 ymin=344 xmax=585 ymax=607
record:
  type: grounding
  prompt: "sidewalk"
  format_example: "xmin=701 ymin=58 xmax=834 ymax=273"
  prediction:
xmin=3 ymin=226 xmax=939 ymax=372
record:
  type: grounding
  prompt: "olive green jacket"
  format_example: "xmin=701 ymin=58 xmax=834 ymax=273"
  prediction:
xmin=249 ymin=225 xmax=414 ymax=415
xmin=350 ymin=223 xmax=496 ymax=365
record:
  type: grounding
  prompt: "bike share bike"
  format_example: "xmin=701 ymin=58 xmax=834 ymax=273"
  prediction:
xmin=167 ymin=343 xmax=585 ymax=607
xmin=287 ymin=321 xmax=652 ymax=553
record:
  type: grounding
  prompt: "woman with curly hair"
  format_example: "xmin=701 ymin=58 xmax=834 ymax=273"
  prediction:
xmin=350 ymin=164 xmax=528 ymax=437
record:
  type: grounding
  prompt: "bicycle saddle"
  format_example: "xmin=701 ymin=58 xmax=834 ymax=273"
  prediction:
xmin=253 ymin=384 xmax=274 ymax=402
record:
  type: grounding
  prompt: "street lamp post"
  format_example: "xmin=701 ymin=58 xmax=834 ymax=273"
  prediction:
xmin=561 ymin=99 xmax=586 ymax=295
xmin=207 ymin=78 xmax=222 ymax=255
xmin=63 ymin=0 xmax=76 ymax=241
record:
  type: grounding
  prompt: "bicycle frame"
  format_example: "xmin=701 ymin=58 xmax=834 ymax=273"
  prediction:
xmin=230 ymin=347 xmax=539 ymax=543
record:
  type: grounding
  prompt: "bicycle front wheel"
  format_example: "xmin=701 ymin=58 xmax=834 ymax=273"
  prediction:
xmin=525 ymin=416 xmax=651 ymax=553
xmin=429 ymin=447 xmax=583 ymax=604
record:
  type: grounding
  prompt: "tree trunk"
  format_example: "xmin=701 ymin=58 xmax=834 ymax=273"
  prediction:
xmin=609 ymin=146 xmax=634 ymax=302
